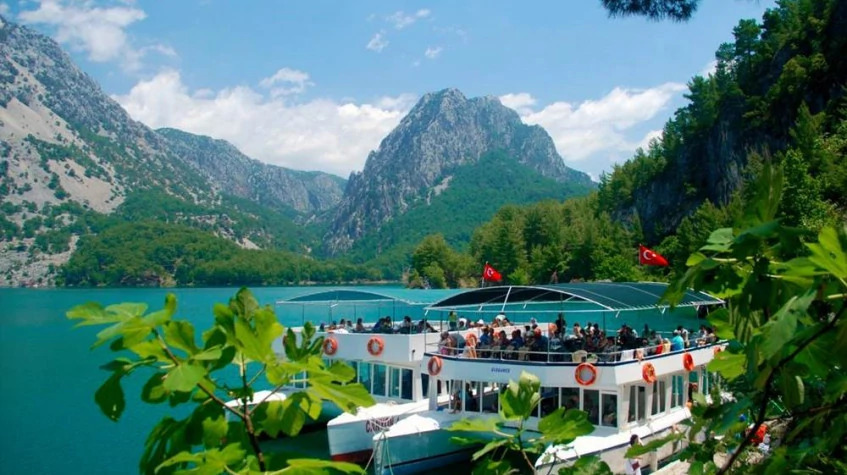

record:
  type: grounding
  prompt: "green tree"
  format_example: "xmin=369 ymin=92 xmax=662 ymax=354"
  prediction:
xmin=600 ymin=0 xmax=699 ymax=21
xmin=68 ymin=288 xmax=374 ymax=474
xmin=663 ymin=165 xmax=847 ymax=473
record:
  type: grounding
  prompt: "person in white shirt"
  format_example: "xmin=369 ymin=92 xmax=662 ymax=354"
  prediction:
xmin=625 ymin=434 xmax=642 ymax=475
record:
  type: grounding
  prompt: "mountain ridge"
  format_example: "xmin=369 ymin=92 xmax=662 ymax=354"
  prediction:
xmin=325 ymin=87 xmax=593 ymax=255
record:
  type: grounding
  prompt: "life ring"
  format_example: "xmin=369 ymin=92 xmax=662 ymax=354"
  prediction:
xmin=465 ymin=333 xmax=478 ymax=347
xmin=323 ymin=337 xmax=338 ymax=356
xmin=367 ymin=336 xmax=385 ymax=356
xmin=642 ymin=362 xmax=657 ymax=383
xmin=427 ymin=356 xmax=442 ymax=376
xmin=682 ymin=352 xmax=695 ymax=371
xmin=635 ymin=348 xmax=644 ymax=361
xmin=575 ymin=363 xmax=597 ymax=386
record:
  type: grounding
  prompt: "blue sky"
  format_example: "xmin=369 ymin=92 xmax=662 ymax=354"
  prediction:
xmin=4 ymin=0 xmax=776 ymax=180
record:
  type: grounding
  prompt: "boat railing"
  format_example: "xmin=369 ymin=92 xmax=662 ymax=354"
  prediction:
xmin=424 ymin=336 xmax=722 ymax=365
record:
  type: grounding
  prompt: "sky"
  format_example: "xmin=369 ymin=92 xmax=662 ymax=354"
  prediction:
xmin=3 ymin=0 xmax=777 ymax=180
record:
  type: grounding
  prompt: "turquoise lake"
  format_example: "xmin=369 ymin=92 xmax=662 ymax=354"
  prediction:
xmin=0 ymin=285 xmax=703 ymax=474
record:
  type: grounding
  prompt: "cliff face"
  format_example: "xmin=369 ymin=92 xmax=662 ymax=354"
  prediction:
xmin=613 ymin=0 xmax=847 ymax=241
xmin=326 ymin=88 xmax=593 ymax=254
xmin=158 ymin=128 xmax=345 ymax=215
xmin=0 ymin=16 xmax=344 ymax=285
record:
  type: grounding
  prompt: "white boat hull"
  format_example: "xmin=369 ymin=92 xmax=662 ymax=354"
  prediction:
xmin=372 ymin=411 xmax=500 ymax=475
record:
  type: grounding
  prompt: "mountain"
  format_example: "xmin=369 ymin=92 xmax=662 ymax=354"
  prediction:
xmin=345 ymin=150 xmax=593 ymax=275
xmin=325 ymin=88 xmax=593 ymax=255
xmin=158 ymin=128 xmax=345 ymax=215
xmin=0 ymin=16 xmax=345 ymax=285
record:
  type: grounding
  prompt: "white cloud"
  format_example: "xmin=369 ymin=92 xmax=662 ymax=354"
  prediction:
xmin=0 ymin=3 xmax=10 ymax=16
xmin=700 ymin=60 xmax=718 ymax=77
xmin=498 ymin=93 xmax=536 ymax=115
xmin=18 ymin=0 xmax=153 ymax=70
xmin=140 ymin=43 xmax=177 ymax=58
xmin=366 ymin=31 xmax=388 ymax=52
xmin=424 ymin=46 xmax=442 ymax=59
xmin=502 ymin=83 xmax=685 ymax=164
xmin=114 ymin=70 xmax=415 ymax=177
xmin=259 ymin=67 xmax=314 ymax=97
xmin=386 ymin=9 xmax=430 ymax=29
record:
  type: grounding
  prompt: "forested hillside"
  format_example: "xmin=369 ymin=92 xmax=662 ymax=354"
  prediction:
xmin=409 ymin=0 xmax=847 ymax=287
xmin=345 ymin=151 xmax=593 ymax=278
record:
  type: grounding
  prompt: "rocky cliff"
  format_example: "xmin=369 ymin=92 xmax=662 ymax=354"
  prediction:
xmin=325 ymin=88 xmax=593 ymax=254
xmin=0 ymin=16 xmax=344 ymax=285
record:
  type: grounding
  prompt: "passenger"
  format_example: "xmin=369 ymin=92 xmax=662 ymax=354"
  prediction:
xmin=555 ymin=312 xmax=566 ymax=339
xmin=439 ymin=331 xmax=455 ymax=356
xmin=479 ymin=327 xmax=492 ymax=346
xmin=448 ymin=310 xmax=458 ymax=330
xmin=625 ymin=434 xmax=642 ymax=475
xmin=399 ymin=316 xmax=413 ymax=334
xmin=670 ymin=330 xmax=685 ymax=351
xmin=677 ymin=325 xmax=690 ymax=347
xmin=355 ymin=318 xmax=365 ymax=333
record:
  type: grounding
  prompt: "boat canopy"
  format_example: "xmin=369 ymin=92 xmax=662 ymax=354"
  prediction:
xmin=277 ymin=288 xmax=462 ymax=306
xmin=425 ymin=282 xmax=722 ymax=314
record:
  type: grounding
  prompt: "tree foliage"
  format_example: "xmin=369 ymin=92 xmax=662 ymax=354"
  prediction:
xmin=662 ymin=165 xmax=847 ymax=473
xmin=447 ymin=371 xmax=604 ymax=475
xmin=600 ymin=0 xmax=699 ymax=22
xmin=67 ymin=288 xmax=374 ymax=474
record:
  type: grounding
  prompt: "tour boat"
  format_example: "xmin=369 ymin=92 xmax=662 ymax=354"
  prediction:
xmin=370 ymin=282 xmax=725 ymax=474
xmin=225 ymin=288 xmax=463 ymax=441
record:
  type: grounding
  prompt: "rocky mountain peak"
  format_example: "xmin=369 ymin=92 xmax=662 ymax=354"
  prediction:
xmin=325 ymin=88 xmax=592 ymax=255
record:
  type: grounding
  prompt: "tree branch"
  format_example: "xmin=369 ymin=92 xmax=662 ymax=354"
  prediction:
xmin=716 ymin=304 xmax=844 ymax=474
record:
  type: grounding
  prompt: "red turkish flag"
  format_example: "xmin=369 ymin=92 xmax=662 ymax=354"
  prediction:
xmin=483 ymin=263 xmax=503 ymax=282
xmin=639 ymin=245 xmax=669 ymax=267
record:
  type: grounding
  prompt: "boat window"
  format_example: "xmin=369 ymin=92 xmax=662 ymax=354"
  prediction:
xmin=651 ymin=380 xmax=667 ymax=415
xmin=359 ymin=363 xmax=372 ymax=391
xmin=292 ymin=371 xmax=307 ymax=389
xmin=401 ymin=369 xmax=413 ymax=400
xmin=628 ymin=386 xmax=646 ymax=423
xmin=349 ymin=361 xmax=358 ymax=383
xmin=601 ymin=393 xmax=617 ymax=427
xmin=561 ymin=387 xmax=580 ymax=411
xmin=421 ymin=373 xmax=430 ymax=397
xmin=389 ymin=367 xmax=401 ymax=398
xmin=671 ymin=375 xmax=684 ymax=408
xmin=583 ymin=389 xmax=600 ymax=425
xmin=540 ymin=387 xmax=559 ymax=417
xmin=483 ymin=383 xmax=500 ymax=413
xmin=373 ymin=364 xmax=387 ymax=397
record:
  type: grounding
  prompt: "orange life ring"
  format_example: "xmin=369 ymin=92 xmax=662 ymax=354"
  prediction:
xmin=427 ymin=356 xmax=442 ymax=376
xmin=323 ymin=337 xmax=338 ymax=356
xmin=575 ymin=363 xmax=598 ymax=386
xmin=642 ymin=362 xmax=657 ymax=383
xmin=465 ymin=333 xmax=478 ymax=347
xmin=367 ymin=336 xmax=385 ymax=356
xmin=683 ymin=352 xmax=695 ymax=371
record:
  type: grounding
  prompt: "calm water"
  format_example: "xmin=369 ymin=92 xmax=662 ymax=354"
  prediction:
xmin=0 ymin=286 xmax=702 ymax=474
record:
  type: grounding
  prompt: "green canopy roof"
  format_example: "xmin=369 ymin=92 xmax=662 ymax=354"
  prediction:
xmin=426 ymin=282 xmax=722 ymax=314
xmin=277 ymin=288 xmax=462 ymax=306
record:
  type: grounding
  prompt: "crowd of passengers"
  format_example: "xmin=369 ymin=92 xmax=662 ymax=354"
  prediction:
xmin=316 ymin=312 xmax=719 ymax=362
xmin=318 ymin=315 xmax=438 ymax=334
xmin=437 ymin=312 xmax=719 ymax=362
